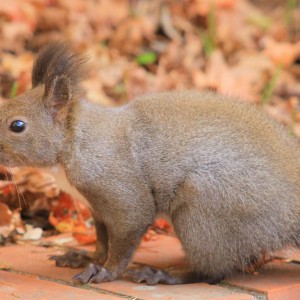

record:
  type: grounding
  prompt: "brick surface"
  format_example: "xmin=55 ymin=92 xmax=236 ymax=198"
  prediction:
xmin=5 ymin=234 xmax=300 ymax=299
xmin=0 ymin=244 xmax=78 ymax=281
xmin=226 ymin=261 xmax=300 ymax=300
xmin=0 ymin=236 xmax=254 ymax=300
xmin=0 ymin=270 xmax=122 ymax=300
xmin=93 ymin=279 xmax=254 ymax=300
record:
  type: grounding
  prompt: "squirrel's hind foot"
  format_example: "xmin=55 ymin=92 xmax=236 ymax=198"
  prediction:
xmin=131 ymin=266 xmax=225 ymax=285
xmin=73 ymin=263 xmax=116 ymax=284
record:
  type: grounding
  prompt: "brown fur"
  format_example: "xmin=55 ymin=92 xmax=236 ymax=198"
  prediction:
xmin=0 ymin=43 xmax=300 ymax=284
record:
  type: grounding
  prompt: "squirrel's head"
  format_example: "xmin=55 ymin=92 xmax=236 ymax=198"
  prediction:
xmin=0 ymin=42 xmax=88 ymax=167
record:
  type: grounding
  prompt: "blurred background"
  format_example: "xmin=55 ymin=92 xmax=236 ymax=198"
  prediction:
xmin=0 ymin=0 xmax=300 ymax=127
xmin=0 ymin=0 xmax=299 ymax=245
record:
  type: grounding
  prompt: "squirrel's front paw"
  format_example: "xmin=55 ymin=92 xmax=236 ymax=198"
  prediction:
xmin=49 ymin=249 xmax=93 ymax=268
xmin=73 ymin=263 xmax=116 ymax=284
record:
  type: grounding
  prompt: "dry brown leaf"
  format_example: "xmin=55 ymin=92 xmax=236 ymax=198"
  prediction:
xmin=1 ymin=53 xmax=34 ymax=79
xmin=0 ymin=203 xmax=12 ymax=226
xmin=187 ymin=0 xmax=237 ymax=18
xmin=263 ymin=38 xmax=300 ymax=68
xmin=10 ymin=167 xmax=59 ymax=198
xmin=110 ymin=17 xmax=156 ymax=55
xmin=206 ymin=50 xmax=274 ymax=102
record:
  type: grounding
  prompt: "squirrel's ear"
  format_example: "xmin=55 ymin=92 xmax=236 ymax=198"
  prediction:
xmin=44 ymin=75 xmax=73 ymax=120
xmin=46 ymin=75 xmax=72 ymax=107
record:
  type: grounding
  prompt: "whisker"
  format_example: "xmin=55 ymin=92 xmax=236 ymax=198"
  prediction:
xmin=9 ymin=167 xmax=28 ymax=210
xmin=3 ymin=168 xmax=13 ymax=193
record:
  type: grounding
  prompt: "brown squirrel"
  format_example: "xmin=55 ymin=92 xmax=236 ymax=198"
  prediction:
xmin=1 ymin=42 xmax=300 ymax=285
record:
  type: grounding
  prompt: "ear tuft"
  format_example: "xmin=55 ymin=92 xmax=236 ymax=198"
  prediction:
xmin=32 ymin=42 xmax=89 ymax=102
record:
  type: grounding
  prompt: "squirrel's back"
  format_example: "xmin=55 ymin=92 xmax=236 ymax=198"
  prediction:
xmin=128 ymin=90 xmax=300 ymax=177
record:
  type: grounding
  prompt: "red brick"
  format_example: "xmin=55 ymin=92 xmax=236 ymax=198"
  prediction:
xmin=0 ymin=237 xmax=254 ymax=300
xmin=95 ymin=279 xmax=254 ymax=300
xmin=3 ymin=233 xmax=300 ymax=299
xmin=226 ymin=261 xmax=300 ymax=300
xmin=0 ymin=244 xmax=78 ymax=281
xmin=0 ymin=270 xmax=121 ymax=300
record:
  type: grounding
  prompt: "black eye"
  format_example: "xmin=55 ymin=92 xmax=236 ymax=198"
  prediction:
xmin=10 ymin=120 xmax=27 ymax=133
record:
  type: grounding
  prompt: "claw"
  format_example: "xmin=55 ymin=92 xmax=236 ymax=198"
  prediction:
xmin=73 ymin=263 xmax=114 ymax=284
xmin=89 ymin=267 xmax=111 ymax=283
xmin=132 ymin=267 xmax=172 ymax=285
xmin=73 ymin=263 xmax=99 ymax=283
xmin=132 ymin=267 xmax=153 ymax=283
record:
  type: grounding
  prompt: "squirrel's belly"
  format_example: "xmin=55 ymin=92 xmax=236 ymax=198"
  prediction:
xmin=42 ymin=164 xmax=91 ymax=208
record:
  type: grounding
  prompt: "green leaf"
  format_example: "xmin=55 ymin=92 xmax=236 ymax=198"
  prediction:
xmin=261 ymin=65 xmax=282 ymax=105
xmin=100 ymin=40 xmax=108 ymax=47
xmin=285 ymin=0 xmax=298 ymax=25
xmin=136 ymin=52 xmax=157 ymax=65
xmin=201 ymin=32 xmax=215 ymax=57
xmin=9 ymin=81 xmax=19 ymax=99
xmin=113 ymin=82 xmax=127 ymax=97
xmin=201 ymin=5 xmax=216 ymax=57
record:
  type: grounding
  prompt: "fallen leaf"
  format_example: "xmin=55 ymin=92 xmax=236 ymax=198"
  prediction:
xmin=0 ymin=203 xmax=12 ymax=226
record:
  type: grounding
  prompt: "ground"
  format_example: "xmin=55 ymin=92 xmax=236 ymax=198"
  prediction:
xmin=1 ymin=234 xmax=300 ymax=299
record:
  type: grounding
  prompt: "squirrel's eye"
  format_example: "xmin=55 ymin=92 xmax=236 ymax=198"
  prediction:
xmin=10 ymin=120 xmax=27 ymax=133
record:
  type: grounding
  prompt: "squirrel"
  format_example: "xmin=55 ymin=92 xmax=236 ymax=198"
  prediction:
xmin=0 ymin=42 xmax=300 ymax=285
